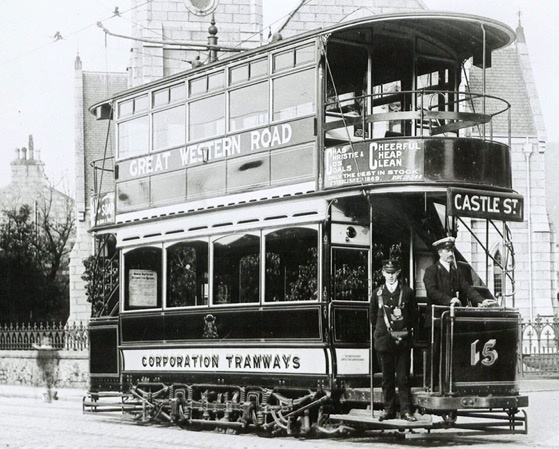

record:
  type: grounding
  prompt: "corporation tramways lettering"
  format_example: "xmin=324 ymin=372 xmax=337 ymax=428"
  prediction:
xmin=225 ymin=354 xmax=301 ymax=370
xmin=140 ymin=352 xmax=302 ymax=371
xmin=142 ymin=354 xmax=220 ymax=369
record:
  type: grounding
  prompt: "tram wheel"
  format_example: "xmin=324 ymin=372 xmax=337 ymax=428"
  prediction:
xmin=441 ymin=410 xmax=457 ymax=424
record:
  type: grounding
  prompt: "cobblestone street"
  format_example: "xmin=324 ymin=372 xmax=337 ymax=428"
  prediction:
xmin=0 ymin=381 xmax=558 ymax=449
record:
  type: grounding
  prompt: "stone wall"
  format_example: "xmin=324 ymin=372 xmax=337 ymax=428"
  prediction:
xmin=0 ymin=350 xmax=89 ymax=389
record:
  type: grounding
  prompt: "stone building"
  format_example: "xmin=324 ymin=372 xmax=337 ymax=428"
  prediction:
xmin=70 ymin=0 xmax=556 ymax=321
xmin=69 ymin=56 xmax=128 ymax=322
xmin=0 ymin=135 xmax=73 ymax=225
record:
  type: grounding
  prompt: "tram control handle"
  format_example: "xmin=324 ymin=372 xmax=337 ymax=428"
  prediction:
xmin=449 ymin=294 xmax=499 ymax=308
xmin=449 ymin=298 xmax=500 ymax=308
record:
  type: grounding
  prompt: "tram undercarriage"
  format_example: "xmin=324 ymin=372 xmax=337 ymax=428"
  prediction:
xmin=83 ymin=380 xmax=528 ymax=437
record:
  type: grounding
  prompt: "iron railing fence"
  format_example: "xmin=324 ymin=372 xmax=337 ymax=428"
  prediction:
xmin=520 ymin=315 xmax=559 ymax=377
xmin=0 ymin=321 xmax=88 ymax=351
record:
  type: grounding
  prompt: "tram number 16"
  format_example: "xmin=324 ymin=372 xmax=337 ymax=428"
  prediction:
xmin=470 ymin=339 xmax=498 ymax=366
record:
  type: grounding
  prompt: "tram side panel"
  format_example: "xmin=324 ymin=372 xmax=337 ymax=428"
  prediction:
xmin=116 ymin=304 xmax=333 ymax=394
xmin=89 ymin=317 xmax=120 ymax=392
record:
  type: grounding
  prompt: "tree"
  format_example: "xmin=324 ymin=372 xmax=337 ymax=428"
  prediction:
xmin=0 ymin=191 xmax=75 ymax=323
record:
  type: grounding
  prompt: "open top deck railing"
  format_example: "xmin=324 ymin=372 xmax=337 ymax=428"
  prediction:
xmin=324 ymin=90 xmax=511 ymax=144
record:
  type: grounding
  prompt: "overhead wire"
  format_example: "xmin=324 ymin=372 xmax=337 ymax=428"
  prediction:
xmin=0 ymin=0 xmax=151 ymax=67
xmin=96 ymin=1 xmax=318 ymax=66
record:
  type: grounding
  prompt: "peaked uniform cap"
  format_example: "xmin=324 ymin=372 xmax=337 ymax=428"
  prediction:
xmin=433 ymin=236 xmax=455 ymax=250
xmin=382 ymin=259 xmax=400 ymax=273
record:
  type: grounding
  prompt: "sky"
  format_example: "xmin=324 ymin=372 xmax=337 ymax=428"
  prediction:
xmin=0 ymin=0 xmax=557 ymax=195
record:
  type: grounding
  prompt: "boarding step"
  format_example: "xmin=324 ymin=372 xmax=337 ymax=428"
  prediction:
xmin=83 ymin=392 xmax=141 ymax=413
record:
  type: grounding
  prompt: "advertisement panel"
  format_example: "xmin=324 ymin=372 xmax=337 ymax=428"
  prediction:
xmin=324 ymin=140 xmax=424 ymax=188
xmin=90 ymin=192 xmax=115 ymax=226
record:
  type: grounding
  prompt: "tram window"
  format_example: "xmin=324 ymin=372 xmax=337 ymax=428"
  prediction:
xmin=166 ymin=240 xmax=209 ymax=307
xmin=274 ymin=44 xmax=315 ymax=73
xmin=118 ymin=94 xmax=149 ymax=118
xmin=213 ymin=233 xmax=260 ymax=305
xmin=189 ymin=77 xmax=206 ymax=96
xmin=170 ymin=84 xmax=186 ymax=102
xmin=150 ymin=170 xmax=186 ymax=207
xmin=227 ymin=154 xmax=269 ymax=191
xmin=118 ymin=116 xmax=149 ymax=159
xmin=135 ymin=95 xmax=149 ymax=113
xmin=189 ymin=94 xmax=225 ymax=141
xmin=332 ymin=248 xmax=368 ymax=301
xmin=229 ymin=63 xmax=249 ymax=85
xmin=116 ymin=178 xmax=150 ymax=213
xmin=186 ymin=162 xmax=226 ymax=199
xmin=153 ymin=105 xmax=186 ymax=150
xmin=153 ymin=89 xmax=168 ymax=108
xmin=272 ymin=69 xmax=315 ymax=121
xmin=264 ymin=227 xmax=318 ymax=302
xmin=124 ymin=247 xmax=162 ymax=310
xmin=270 ymin=144 xmax=315 ymax=184
xmin=295 ymin=44 xmax=315 ymax=66
xmin=153 ymin=84 xmax=185 ymax=107
xmin=208 ymin=71 xmax=224 ymax=91
xmin=229 ymin=81 xmax=269 ymax=131
xmin=250 ymin=58 xmax=268 ymax=79
xmin=417 ymin=71 xmax=440 ymax=89
xmin=230 ymin=58 xmax=269 ymax=86
xmin=273 ymin=49 xmax=293 ymax=72
xmin=119 ymin=99 xmax=133 ymax=118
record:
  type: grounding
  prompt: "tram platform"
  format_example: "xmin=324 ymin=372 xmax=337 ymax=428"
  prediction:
xmin=329 ymin=406 xmax=528 ymax=434
xmin=330 ymin=408 xmax=434 ymax=429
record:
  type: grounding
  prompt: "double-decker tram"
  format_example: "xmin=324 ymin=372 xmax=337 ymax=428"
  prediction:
xmin=84 ymin=11 xmax=528 ymax=436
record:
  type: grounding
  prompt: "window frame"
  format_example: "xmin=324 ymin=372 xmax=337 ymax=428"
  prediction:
xmin=121 ymin=244 xmax=163 ymax=312
xmin=164 ymin=238 xmax=210 ymax=310
xmin=262 ymin=224 xmax=321 ymax=304
xmin=330 ymin=245 xmax=370 ymax=302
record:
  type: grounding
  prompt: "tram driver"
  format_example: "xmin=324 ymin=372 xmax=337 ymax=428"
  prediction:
xmin=423 ymin=236 xmax=483 ymax=308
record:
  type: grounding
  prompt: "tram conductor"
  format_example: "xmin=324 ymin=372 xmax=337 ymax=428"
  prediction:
xmin=371 ymin=259 xmax=417 ymax=422
xmin=423 ymin=236 xmax=483 ymax=308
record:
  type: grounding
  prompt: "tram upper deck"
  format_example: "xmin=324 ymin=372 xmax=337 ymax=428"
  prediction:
xmin=89 ymin=12 xmax=517 ymax=230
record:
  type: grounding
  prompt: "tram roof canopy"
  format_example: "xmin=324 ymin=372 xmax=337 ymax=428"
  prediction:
xmin=324 ymin=12 xmax=515 ymax=59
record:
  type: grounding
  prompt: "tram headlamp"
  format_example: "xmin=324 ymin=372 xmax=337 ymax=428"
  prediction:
xmin=345 ymin=226 xmax=357 ymax=241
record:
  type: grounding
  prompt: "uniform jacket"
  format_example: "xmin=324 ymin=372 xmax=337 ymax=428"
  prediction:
xmin=370 ymin=283 xmax=416 ymax=352
xmin=423 ymin=261 xmax=483 ymax=307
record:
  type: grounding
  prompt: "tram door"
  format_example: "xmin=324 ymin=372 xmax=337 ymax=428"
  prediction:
xmin=329 ymin=198 xmax=370 ymax=387
xmin=329 ymin=195 xmax=438 ymax=387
